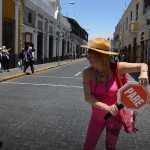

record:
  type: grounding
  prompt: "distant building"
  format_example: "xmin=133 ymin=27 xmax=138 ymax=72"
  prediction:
xmin=64 ymin=17 xmax=88 ymax=57
xmin=0 ymin=0 xmax=22 ymax=68
xmin=0 ymin=0 xmax=88 ymax=68
xmin=113 ymin=0 xmax=150 ymax=63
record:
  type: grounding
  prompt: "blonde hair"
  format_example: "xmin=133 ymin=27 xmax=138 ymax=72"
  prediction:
xmin=88 ymin=49 xmax=114 ymax=79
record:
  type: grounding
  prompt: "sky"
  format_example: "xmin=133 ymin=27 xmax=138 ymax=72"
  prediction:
xmin=44 ymin=0 xmax=131 ymax=40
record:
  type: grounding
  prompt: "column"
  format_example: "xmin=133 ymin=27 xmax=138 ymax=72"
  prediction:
xmin=33 ymin=31 xmax=38 ymax=59
xmin=34 ymin=12 xmax=38 ymax=59
xmin=14 ymin=0 xmax=20 ymax=54
xmin=53 ymin=21 xmax=57 ymax=57
xmin=0 ymin=0 xmax=2 ymax=47
xmin=53 ymin=36 xmax=57 ymax=57
xmin=46 ymin=20 xmax=49 ymax=59
xmin=46 ymin=32 xmax=49 ymax=58
xmin=42 ymin=18 xmax=45 ymax=62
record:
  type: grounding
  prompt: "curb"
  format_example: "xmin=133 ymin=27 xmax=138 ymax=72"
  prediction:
xmin=0 ymin=73 xmax=26 ymax=82
xmin=0 ymin=59 xmax=85 ymax=83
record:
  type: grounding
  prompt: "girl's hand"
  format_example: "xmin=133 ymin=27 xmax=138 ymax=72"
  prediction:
xmin=139 ymin=72 xmax=149 ymax=87
xmin=105 ymin=104 xmax=118 ymax=116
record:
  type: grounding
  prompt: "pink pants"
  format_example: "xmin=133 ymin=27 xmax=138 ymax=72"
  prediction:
xmin=83 ymin=109 xmax=122 ymax=150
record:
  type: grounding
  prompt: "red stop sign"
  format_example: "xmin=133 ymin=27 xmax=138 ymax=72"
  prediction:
xmin=117 ymin=81 xmax=149 ymax=111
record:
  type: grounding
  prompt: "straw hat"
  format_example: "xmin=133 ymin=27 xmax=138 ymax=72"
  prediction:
xmin=80 ymin=37 xmax=118 ymax=55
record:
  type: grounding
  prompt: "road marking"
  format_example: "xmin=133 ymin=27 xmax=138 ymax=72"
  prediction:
xmin=3 ymin=81 xmax=83 ymax=89
xmin=75 ymin=71 xmax=82 ymax=76
xmin=34 ymin=75 xmax=82 ymax=79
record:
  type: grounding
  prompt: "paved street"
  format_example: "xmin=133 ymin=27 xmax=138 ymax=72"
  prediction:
xmin=0 ymin=60 xmax=150 ymax=150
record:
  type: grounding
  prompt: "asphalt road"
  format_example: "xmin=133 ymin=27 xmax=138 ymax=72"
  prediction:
xmin=0 ymin=60 xmax=150 ymax=150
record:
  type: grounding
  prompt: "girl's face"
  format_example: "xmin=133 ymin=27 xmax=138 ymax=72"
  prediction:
xmin=87 ymin=50 xmax=111 ymax=70
xmin=87 ymin=50 xmax=97 ymax=67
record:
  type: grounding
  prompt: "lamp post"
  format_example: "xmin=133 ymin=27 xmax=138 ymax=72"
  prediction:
xmin=54 ymin=1 xmax=75 ymax=65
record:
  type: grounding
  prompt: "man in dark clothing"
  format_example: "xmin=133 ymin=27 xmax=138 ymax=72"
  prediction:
xmin=19 ymin=48 xmax=25 ymax=69
xmin=24 ymin=47 xmax=34 ymax=74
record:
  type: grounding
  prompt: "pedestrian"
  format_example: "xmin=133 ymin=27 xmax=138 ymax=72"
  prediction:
xmin=65 ymin=53 xmax=69 ymax=62
xmin=81 ymin=37 xmax=149 ymax=150
xmin=69 ymin=52 xmax=73 ymax=62
xmin=18 ymin=48 xmax=25 ymax=69
xmin=31 ymin=48 xmax=36 ymax=67
xmin=74 ymin=52 xmax=77 ymax=60
xmin=0 ymin=48 xmax=2 ymax=73
xmin=1 ymin=46 xmax=11 ymax=72
xmin=24 ymin=46 xmax=34 ymax=74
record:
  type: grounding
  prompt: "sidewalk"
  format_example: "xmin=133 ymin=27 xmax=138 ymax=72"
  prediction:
xmin=0 ymin=58 xmax=85 ymax=82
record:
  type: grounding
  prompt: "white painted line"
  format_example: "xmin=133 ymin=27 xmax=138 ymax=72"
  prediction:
xmin=75 ymin=71 xmax=82 ymax=77
xmin=35 ymin=75 xmax=82 ymax=79
xmin=3 ymin=81 xmax=83 ymax=89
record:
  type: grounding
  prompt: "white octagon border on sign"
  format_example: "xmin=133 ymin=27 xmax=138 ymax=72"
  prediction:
xmin=117 ymin=81 xmax=149 ymax=111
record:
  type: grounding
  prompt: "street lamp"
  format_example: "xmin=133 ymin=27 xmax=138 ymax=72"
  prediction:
xmin=54 ymin=1 xmax=75 ymax=65
xmin=68 ymin=2 xmax=75 ymax=4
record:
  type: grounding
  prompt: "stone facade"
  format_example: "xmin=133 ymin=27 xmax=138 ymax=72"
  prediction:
xmin=113 ymin=0 xmax=150 ymax=63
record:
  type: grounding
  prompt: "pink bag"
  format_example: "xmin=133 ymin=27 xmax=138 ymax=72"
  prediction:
xmin=114 ymin=62 xmax=138 ymax=133
xmin=119 ymin=108 xmax=138 ymax=133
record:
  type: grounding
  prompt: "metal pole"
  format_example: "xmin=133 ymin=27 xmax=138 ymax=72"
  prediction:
xmin=57 ymin=8 xmax=61 ymax=65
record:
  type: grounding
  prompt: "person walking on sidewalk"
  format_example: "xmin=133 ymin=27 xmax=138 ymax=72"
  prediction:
xmin=81 ymin=37 xmax=149 ymax=150
xmin=1 ymin=46 xmax=11 ymax=72
xmin=24 ymin=46 xmax=34 ymax=74
xmin=18 ymin=48 xmax=25 ymax=69
xmin=0 ymin=48 xmax=2 ymax=73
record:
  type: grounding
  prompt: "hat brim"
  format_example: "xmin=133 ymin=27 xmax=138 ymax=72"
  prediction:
xmin=80 ymin=45 xmax=118 ymax=55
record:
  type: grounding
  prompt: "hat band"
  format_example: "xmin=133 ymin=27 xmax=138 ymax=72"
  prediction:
xmin=93 ymin=47 xmax=109 ymax=51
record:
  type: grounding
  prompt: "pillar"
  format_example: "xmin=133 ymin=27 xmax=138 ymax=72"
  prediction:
xmin=14 ymin=0 xmax=20 ymax=54
xmin=0 ymin=0 xmax=2 ymax=47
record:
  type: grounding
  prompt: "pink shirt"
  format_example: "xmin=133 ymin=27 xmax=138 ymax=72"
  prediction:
xmin=90 ymin=74 xmax=118 ymax=106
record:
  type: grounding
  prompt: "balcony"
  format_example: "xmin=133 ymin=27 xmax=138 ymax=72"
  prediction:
xmin=60 ymin=16 xmax=71 ymax=30
xmin=129 ymin=21 xmax=138 ymax=32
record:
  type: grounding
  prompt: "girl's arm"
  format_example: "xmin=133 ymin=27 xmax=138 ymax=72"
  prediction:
xmin=118 ymin=62 xmax=149 ymax=86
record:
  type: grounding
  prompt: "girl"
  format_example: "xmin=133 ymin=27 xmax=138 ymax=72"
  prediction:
xmin=81 ymin=37 xmax=148 ymax=150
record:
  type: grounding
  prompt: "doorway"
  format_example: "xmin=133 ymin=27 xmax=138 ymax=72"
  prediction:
xmin=49 ymin=35 xmax=53 ymax=62
xmin=37 ymin=32 xmax=43 ymax=64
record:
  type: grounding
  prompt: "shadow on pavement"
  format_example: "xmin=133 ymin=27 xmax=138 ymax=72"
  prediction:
xmin=0 ymin=141 xmax=3 ymax=148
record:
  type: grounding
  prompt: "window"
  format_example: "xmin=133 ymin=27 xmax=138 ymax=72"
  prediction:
xmin=123 ymin=22 xmax=125 ymax=33
xmin=3 ymin=20 xmax=14 ymax=51
xmin=120 ymin=24 xmax=122 ymax=33
xmin=144 ymin=0 xmax=150 ymax=9
xmin=126 ymin=17 xmax=128 ymax=30
xmin=136 ymin=3 xmax=139 ymax=21
xmin=130 ymin=11 xmax=132 ymax=21
xmin=28 ymin=13 xmax=32 ymax=24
